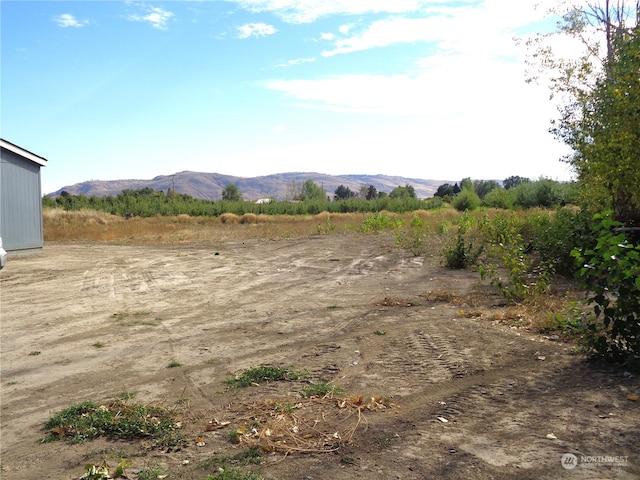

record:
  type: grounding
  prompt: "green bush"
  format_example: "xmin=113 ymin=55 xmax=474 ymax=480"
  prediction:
xmin=482 ymin=187 xmax=515 ymax=209
xmin=452 ymin=189 xmax=481 ymax=212
xmin=360 ymin=212 xmax=403 ymax=233
xmin=571 ymin=212 xmax=640 ymax=371
xmin=480 ymin=238 xmax=554 ymax=303
xmin=526 ymin=208 xmax=596 ymax=277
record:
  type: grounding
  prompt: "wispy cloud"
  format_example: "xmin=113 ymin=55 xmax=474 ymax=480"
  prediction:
xmin=319 ymin=2 xmax=550 ymax=58
xmin=263 ymin=2 xmax=556 ymax=116
xmin=321 ymin=17 xmax=445 ymax=57
xmin=128 ymin=6 xmax=174 ymax=30
xmin=275 ymin=57 xmax=316 ymax=68
xmin=53 ymin=13 xmax=89 ymax=28
xmin=237 ymin=22 xmax=277 ymax=39
xmin=230 ymin=0 xmax=474 ymax=24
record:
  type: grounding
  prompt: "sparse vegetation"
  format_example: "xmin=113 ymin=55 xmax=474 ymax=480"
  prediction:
xmin=223 ymin=366 xmax=309 ymax=388
xmin=136 ymin=463 xmax=168 ymax=480
xmin=301 ymin=382 xmax=343 ymax=398
xmin=41 ymin=396 xmax=183 ymax=446
xmin=112 ymin=311 xmax=159 ymax=327
xmin=200 ymin=448 xmax=263 ymax=471
xmin=205 ymin=468 xmax=267 ymax=480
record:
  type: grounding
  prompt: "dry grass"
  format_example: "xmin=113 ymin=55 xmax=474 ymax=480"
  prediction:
xmin=239 ymin=213 xmax=258 ymax=224
xmin=223 ymin=395 xmax=392 ymax=455
xmin=44 ymin=208 xmax=451 ymax=244
xmin=43 ymin=208 xmax=376 ymax=243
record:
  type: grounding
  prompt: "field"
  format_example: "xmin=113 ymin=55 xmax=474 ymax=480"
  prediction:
xmin=1 ymin=211 xmax=639 ymax=479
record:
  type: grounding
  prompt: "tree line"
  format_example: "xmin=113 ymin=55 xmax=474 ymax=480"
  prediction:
xmin=43 ymin=176 xmax=575 ymax=219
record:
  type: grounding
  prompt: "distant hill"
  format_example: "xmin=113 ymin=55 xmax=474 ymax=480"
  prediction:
xmin=49 ymin=171 xmax=450 ymax=201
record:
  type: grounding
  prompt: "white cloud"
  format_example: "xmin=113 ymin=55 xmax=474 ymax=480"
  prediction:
xmin=128 ymin=6 xmax=174 ymax=30
xmin=320 ymin=1 xmax=551 ymax=58
xmin=237 ymin=22 xmax=277 ymax=39
xmin=53 ymin=13 xmax=89 ymax=28
xmin=276 ymin=57 xmax=316 ymax=67
xmin=322 ymin=17 xmax=445 ymax=57
xmin=230 ymin=0 xmax=475 ymax=24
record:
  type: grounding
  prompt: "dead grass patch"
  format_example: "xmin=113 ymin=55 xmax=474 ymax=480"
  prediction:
xmin=43 ymin=208 xmax=375 ymax=243
xmin=240 ymin=213 xmax=258 ymax=224
xmin=377 ymin=297 xmax=416 ymax=307
xmin=421 ymin=289 xmax=466 ymax=306
xmin=221 ymin=395 xmax=392 ymax=455
xmin=220 ymin=213 xmax=241 ymax=224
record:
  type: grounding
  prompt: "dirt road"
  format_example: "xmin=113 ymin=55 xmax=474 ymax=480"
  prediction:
xmin=1 ymin=233 xmax=638 ymax=479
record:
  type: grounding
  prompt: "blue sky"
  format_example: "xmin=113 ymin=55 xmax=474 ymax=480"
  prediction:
xmin=2 ymin=0 xmax=577 ymax=194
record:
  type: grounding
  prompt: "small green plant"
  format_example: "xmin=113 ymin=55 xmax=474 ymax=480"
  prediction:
xmin=301 ymin=382 xmax=343 ymax=398
xmin=112 ymin=311 xmax=158 ymax=327
xmin=80 ymin=462 xmax=111 ymax=480
xmin=42 ymin=397 xmax=183 ymax=446
xmin=92 ymin=342 xmax=106 ymax=348
xmin=436 ymin=219 xmax=450 ymax=235
xmin=167 ymin=360 xmax=183 ymax=368
xmin=360 ymin=212 xmax=403 ymax=233
xmin=571 ymin=212 xmax=640 ymax=371
xmin=223 ymin=365 xmax=309 ymax=388
xmin=273 ymin=402 xmax=296 ymax=413
xmin=317 ymin=215 xmax=336 ymax=234
xmin=373 ymin=330 xmax=386 ymax=336
xmin=136 ymin=463 xmax=167 ymax=480
xmin=444 ymin=212 xmax=483 ymax=269
xmin=114 ymin=458 xmax=132 ymax=478
xmin=29 ymin=351 xmax=41 ymax=356
xmin=395 ymin=214 xmax=429 ymax=256
xmin=201 ymin=448 xmax=263 ymax=470
xmin=480 ymin=241 xmax=554 ymax=303
xmin=116 ymin=391 xmax=136 ymax=400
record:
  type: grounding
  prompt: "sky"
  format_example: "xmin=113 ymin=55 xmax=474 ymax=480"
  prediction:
xmin=1 ymin=0 xmax=581 ymax=195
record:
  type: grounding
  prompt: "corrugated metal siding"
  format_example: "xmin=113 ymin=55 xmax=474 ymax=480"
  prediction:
xmin=0 ymin=147 xmax=44 ymax=251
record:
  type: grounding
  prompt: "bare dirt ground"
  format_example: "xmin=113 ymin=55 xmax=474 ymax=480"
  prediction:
xmin=1 ymin=232 xmax=639 ymax=479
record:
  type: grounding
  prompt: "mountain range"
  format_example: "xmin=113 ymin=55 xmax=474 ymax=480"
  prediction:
xmin=50 ymin=171 xmax=451 ymax=201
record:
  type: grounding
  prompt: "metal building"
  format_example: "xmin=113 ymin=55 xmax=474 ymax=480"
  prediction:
xmin=0 ymin=139 xmax=48 ymax=255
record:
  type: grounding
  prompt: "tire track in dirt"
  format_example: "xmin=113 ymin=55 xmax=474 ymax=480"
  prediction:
xmin=358 ymin=345 xmax=640 ymax=478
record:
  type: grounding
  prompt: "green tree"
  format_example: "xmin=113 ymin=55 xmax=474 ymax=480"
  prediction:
xmin=297 ymin=179 xmax=326 ymax=202
xmin=529 ymin=2 xmax=640 ymax=225
xmin=389 ymin=184 xmax=416 ymax=199
xmin=460 ymin=178 xmax=474 ymax=192
xmin=361 ymin=184 xmax=379 ymax=200
xmin=473 ymin=180 xmax=501 ymax=199
xmin=222 ymin=184 xmax=242 ymax=201
xmin=434 ymin=183 xmax=459 ymax=198
xmin=503 ymin=176 xmax=530 ymax=190
xmin=334 ymin=185 xmax=355 ymax=200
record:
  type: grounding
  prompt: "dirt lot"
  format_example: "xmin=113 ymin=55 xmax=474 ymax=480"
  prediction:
xmin=1 ymin=232 xmax=639 ymax=479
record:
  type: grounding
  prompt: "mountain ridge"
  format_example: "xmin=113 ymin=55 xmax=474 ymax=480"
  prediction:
xmin=49 ymin=171 xmax=453 ymax=201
